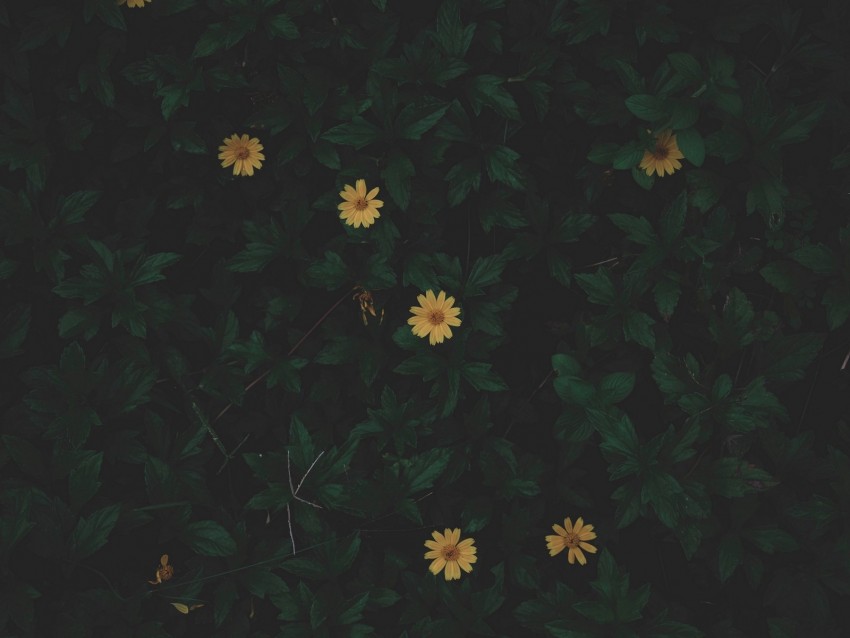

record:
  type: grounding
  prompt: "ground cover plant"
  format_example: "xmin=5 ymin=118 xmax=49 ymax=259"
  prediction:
xmin=1 ymin=0 xmax=849 ymax=636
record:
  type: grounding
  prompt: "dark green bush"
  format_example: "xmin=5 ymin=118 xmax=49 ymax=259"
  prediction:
xmin=1 ymin=0 xmax=849 ymax=636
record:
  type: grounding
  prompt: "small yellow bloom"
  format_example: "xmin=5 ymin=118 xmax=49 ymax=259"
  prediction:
xmin=407 ymin=290 xmax=461 ymax=346
xmin=337 ymin=179 xmax=383 ymax=228
xmin=424 ymin=528 xmax=477 ymax=581
xmin=218 ymin=134 xmax=265 ymax=177
xmin=148 ymin=554 xmax=174 ymax=585
xmin=118 ymin=0 xmax=151 ymax=7
xmin=546 ymin=517 xmax=598 ymax=565
xmin=638 ymin=129 xmax=685 ymax=177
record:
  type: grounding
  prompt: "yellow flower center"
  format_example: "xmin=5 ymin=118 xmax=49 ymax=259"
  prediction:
xmin=236 ymin=147 xmax=250 ymax=160
xmin=652 ymin=144 xmax=669 ymax=160
xmin=564 ymin=532 xmax=580 ymax=548
xmin=441 ymin=545 xmax=459 ymax=561
xmin=428 ymin=310 xmax=445 ymax=326
xmin=354 ymin=197 xmax=368 ymax=211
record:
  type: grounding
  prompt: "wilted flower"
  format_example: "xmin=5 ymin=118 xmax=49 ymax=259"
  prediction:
xmin=148 ymin=554 xmax=174 ymax=585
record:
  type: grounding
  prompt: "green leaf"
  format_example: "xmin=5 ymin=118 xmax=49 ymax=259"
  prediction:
xmin=181 ymin=520 xmax=237 ymax=557
xmin=686 ymin=170 xmax=727 ymax=213
xmin=791 ymin=244 xmax=837 ymax=275
xmin=599 ymin=372 xmax=635 ymax=403
xmin=464 ymin=254 xmax=506 ymax=296
xmin=769 ymin=102 xmax=825 ymax=148
xmin=322 ymin=116 xmax=383 ymax=149
xmin=710 ymin=458 xmax=774 ymax=497
xmin=625 ymin=94 xmax=668 ymax=121
xmin=623 ymin=311 xmax=655 ymax=348
xmin=676 ymin=128 xmax=705 ymax=166
xmin=311 ymin=140 xmax=340 ymax=169
xmin=484 ymin=146 xmax=525 ymax=190
xmin=69 ymin=503 xmax=121 ymax=561
xmin=718 ymin=535 xmax=743 ymax=582
xmin=265 ymin=13 xmax=299 ymax=39
xmin=553 ymin=375 xmax=595 ymax=405
xmin=0 ymin=303 xmax=30 ymax=359
xmin=57 ymin=191 xmax=101 ymax=224
xmin=461 ymin=362 xmax=508 ymax=392
xmin=396 ymin=99 xmax=450 ymax=140
xmin=612 ymin=141 xmax=645 ymax=170
xmin=467 ymin=75 xmax=520 ymax=120
xmin=609 ymin=214 xmax=657 ymax=246
xmin=434 ymin=0 xmax=476 ymax=57
xmin=598 ymin=414 xmax=640 ymax=458
xmin=69 ymin=452 xmax=103 ymax=511
xmin=193 ymin=20 xmax=253 ymax=58
xmin=446 ymin=157 xmax=481 ymax=205
xmin=405 ymin=448 xmax=451 ymax=493
xmin=743 ymin=527 xmax=798 ymax=554
xmin=667 ymin=52 xmax=703 ymax=83
xmin=131 ymin=252 xmax=181 ymax=286
xmin=304 ymin=251 xmax=350 ymax=290
xmin=381 ymin=149 xmax=415 ymax=210
xmin=575 ymin=269 xmax=617 ymax=306
xmin=587 ymin=142 xmax=619 ymax=165
xmin=758 ymin=333 xmax=824 ymax=383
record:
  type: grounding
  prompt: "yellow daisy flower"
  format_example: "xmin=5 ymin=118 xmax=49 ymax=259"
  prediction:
xmin=338 ymin=179 xmax=384 ymax=228
xmin=118 ymin=0 xmax=151 ymax=7
xmin=638 ymin=129 xmax=685 ymax=177
xmin=407 ymin=290 xmax=462 ymax=346
xmin=424 ymin=528 xmax=477 ymax=581
xmin=545 ymin=517 xmax=598 ymax=565
xmin=218 ymin=134 xmax=265 ymax=177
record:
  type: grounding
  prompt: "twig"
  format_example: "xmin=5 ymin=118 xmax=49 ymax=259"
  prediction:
xmin=579 ymin=256 xmax=619 ymax=270
xmin=504 ymin=369 xmax=556 ymax=437
xmin=216 ymin=433 xmax=252 ymax=475
xmin=285 ymin=449 xmax=326 ymax=555
xmin=213 ymin=288 xmax=355 ymax=424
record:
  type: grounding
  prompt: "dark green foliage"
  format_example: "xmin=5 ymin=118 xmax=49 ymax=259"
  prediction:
xmin=1 ymin=0 xmax=849 ymax=636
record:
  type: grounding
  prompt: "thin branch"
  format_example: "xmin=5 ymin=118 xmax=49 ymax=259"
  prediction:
xmin=213 ymin=287 xmax=355 ymax=424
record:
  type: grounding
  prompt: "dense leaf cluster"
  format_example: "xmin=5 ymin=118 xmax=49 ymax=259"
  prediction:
xmin=1 ymin=0 xmax=849 ymax=636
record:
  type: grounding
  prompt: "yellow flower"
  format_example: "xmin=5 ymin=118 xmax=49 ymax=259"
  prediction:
xmin=338 ymin=179 xmax=383 ymax=228
xmin=118 ymin=0 xmax=151 ymax=7
xmin=424 ymin=528 xmax=477 ymax=581
xmin=546 ymin=517 xmax=598 ymax=565
xmin=147 ymin=554 xmax=174 ymax=585
xmin=218 ymin=134 xmax=265 ymax=177
xmin=407 ymin=290 xmax=462 ymax=346
xmin=638 ymin=129 xmax=685 ymax=177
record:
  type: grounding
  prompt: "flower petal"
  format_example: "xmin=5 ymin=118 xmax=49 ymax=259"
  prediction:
xmin=429 ymin=557 xmax=446 ymax=575
xmin=579 ymin=542 xmax=597 ymax=553
xmin=355 ymin=179 xmax=367 ymax=197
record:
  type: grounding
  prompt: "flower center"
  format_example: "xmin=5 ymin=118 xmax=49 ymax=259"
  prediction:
xmin=236 ymin=147 xmax=250 ymax=160
xmin=428 ymin=310 xmax=445 ymax=326
xmin=564 ymin=533 xmax=580 ymax=548
xmin=652 ymin=144 xmax=669 ymax=160
xmin=441 ymin=545 xmax=459 ymax=561
xmin=354 ymin=197 xmax=368 ymax=211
